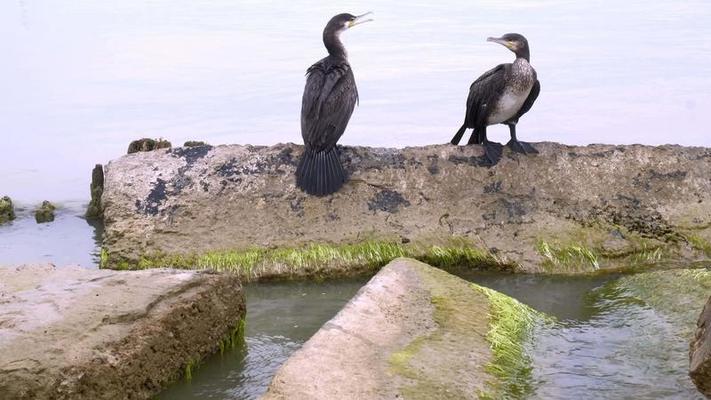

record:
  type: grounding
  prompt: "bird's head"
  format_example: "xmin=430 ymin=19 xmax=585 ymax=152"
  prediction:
xmin=324 ymin=12 xmax=374 ymax=36
xmin=487 ymin=33 xmax=530 ymax=60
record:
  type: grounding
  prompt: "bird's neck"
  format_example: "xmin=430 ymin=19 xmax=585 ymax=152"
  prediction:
xmin=515 ymin=48 xmax=530 ymax=62
xmin=323 ymin=31 xmax=347 ymax=59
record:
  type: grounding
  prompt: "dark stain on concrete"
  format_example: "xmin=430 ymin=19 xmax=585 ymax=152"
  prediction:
xmin=368 ymin=189 xmax=411 ymax=213
xmin=170 ymin=145 xmax=212 ymax=165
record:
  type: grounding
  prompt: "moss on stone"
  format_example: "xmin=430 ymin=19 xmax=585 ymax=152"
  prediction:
xmin=86 ymin=164 xmax=104 ymax=220
xmin=103 ymin=238 xmax=514 ymax=281
xmin=387 ymin=261 xmax=496 ymax=399
xmin=0 ymin=196 xmax=15 ymax=224
xmin=34 ymin=201 xmax=56 ymax=223
xmin=473 ymin=285 xmax=550 ymax=400
xmin=687 ymin=234 xmax=711 ymax=257
xmin=183 ymin=141 xmax=208 ymax=147
xmin=127 ymin=138 xmax=172 ymax=154
xmin=537 ymin=240 xmax=600 ymax=272
xmin=534 ymin=220 xmax=698 ymax=274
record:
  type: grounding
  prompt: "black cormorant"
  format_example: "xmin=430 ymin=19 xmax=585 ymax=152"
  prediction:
xmin=450 ymin=33 xmax=540 ymax=166
xmin=295 ymin=12 xmax=373 ymax=196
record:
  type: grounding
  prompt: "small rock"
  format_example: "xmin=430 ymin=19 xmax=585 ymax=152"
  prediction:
xmin=86 ymin=164 xmax=104 ymax=220
xmin=184 ymin=141 xmax=208 ymax=147
xmin=127 ymin=138 xmax=172 ymax=154
xmin=0 ymin=195 xmax=15 ymax=224
xmin=35 ymin=201 xmax=56 ymax=223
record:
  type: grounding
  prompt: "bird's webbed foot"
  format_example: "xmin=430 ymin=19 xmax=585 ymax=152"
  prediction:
xmin=506 ymin=139 xmax=539 ymax=155
xmin=483 ymin=140 xmax=503 ymax=166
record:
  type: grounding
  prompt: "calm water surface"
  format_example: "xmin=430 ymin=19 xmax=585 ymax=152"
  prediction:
xmin=1 ymin=0 xmax=711 ymax=204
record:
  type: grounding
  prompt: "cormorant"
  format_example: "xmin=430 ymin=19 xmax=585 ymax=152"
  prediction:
xmin=450 ymin=33 xmax=540 ymax=166
xmin=295 ymin=12 xmax=373 ymax=196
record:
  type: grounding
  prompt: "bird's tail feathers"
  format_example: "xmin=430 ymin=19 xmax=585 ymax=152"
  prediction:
xmin=296 ymin=147 xmax=347 ymax=196
xmin=450 ymin=124 xmax=467 ymax=145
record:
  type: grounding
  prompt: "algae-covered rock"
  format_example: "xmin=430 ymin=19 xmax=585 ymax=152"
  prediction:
xmin=0 ymin=195 xmax=15 ymax=223
xmin=86 ymin=164 xmax=104 ymax=220
xmin=0 ymin=265 xmax=245 ymax=400
xmin=101 ymin=143 xmax=711 ymax=275
xmin=691 ymin=296 xmax=711 ymax=398
xmin=183 ymin=141 xmax=208 ymax=147
xmin=127 ymin=138 xmax=172 ymax=154
xmin=34 ymin=200 xmax=56 ymax=223
xmin=263 ymin=258 xmax=546 ymax=399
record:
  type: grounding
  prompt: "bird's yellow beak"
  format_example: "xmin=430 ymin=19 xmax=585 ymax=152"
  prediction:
xmin=487 ymin=37 xmax=516 ymax=50
xmin=348 ymin=12 xmax=374 ymax=28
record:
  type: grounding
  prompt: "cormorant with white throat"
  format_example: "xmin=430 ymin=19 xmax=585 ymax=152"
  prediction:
xmin=295 ymin=12 xmax=373 ymax=196
xmin=450 ymin=33 xmax=540 ymax=166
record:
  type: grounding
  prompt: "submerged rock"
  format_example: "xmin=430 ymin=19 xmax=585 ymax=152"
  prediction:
xmin=691 ymin=296 xmax=711 ymax=398
xmin=101 ymin=143 xmax=711 ymax=275
xmin=0 ymin=195 xmax=15 ymax=223
xmin=34 ymin=200 xmax=56 ymax=223
xmin=86 ymin=164 xmax=104 ymax=220
xmin=263 ymin=258 xmax=545 ymax=399
xmin=0 ymin=265 xmax=245 ymax=400
xmin=127 ymin=138 xmax=172 ymax=154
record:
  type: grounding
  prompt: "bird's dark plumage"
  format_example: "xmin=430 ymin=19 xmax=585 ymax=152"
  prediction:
xmin=296 ymin=13 xmax=371 ymax=196
xmin=451 ymin=33 xmax=540 ymax=165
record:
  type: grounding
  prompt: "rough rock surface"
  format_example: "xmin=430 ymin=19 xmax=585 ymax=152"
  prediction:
xmin=102 ymin=143 xmax=711 ymax=272
xmin=262 ymin=258 xmax=493 ymax=399
xmin=691 ymin=296 xmax=711 ymax=398
xmin=0 ymin=265 xmax=245 ymax=400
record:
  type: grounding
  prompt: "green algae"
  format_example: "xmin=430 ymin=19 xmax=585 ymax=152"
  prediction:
xmin=611 ymin=268 xmax=711 ymax=335
xmin=537 ymin=241 xmax=599 ymax=272
xmin=687 ymin=234 xmax=711 ymax=257
xmin=473 ymin=285 xmax=550 ymax=400
xmin=388 ymin=261 xmax=496 ymax=399
xmin=103 ymin=239 xmax=512 ymax=281
xmin=34 ymin=201 xmax=56 ymax=223
xmin=219 ymin=318 xmax=246 ymax=355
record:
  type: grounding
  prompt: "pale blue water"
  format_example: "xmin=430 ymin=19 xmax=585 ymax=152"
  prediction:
xmin=1 ymin=0 xmax=710 ymax=205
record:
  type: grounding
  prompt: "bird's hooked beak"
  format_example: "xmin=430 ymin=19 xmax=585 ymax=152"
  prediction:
xmin=487 ymin=36 xmax=516 ymax=51
xmin=348 ymin=12 xmax=374 ymax=28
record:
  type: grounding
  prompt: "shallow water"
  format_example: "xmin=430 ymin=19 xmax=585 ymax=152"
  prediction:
xmin=1 ymin=0 xmax=711 ymax=205
xmin=464 ymin=272 xmax=704 ymax=400
xmin=154 ymin=271 xmax=704 ymax=399
xmin=157 ymin=278 xmax=367 ymax=400
xmin=0 ymin=201 xmax=102 ymax=268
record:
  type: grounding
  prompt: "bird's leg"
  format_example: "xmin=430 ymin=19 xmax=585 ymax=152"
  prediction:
xmin=506 ymin=123 xmax=538 ymax=154
xmin=478 ymin=127 xmax=503 ymax=166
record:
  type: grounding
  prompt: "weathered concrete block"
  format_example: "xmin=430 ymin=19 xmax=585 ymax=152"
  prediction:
xmin=101 ymin=143 xmax=711 ymax=275
xmin=691 ymin=296 xmax=711 ymax=398
xmin=0 ymin=265 xmax=245 ymax=400
xmin=263 ymin=258 xmax=544 ymax=399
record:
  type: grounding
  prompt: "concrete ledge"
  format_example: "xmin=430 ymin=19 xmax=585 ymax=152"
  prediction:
xmin=100 ymin=143 xmax=711 ymax=276
xmin=0 ymin=265 xmax=245 ymax=400
xmin=262 ymin=258 xmax=545 ymax=399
